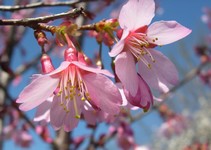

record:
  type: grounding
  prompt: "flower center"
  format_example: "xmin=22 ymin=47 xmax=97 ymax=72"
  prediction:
xmin=126 ymin=31 xmax=158 ymax=69
xmin=56 ymin=65 xmax=90 ymax=119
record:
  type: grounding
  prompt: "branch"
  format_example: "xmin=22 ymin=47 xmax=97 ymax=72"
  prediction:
xmin=0 ymin=7 xmax=83 ymax=27
xmin=0 ymin=0 xmax=96 ymax=11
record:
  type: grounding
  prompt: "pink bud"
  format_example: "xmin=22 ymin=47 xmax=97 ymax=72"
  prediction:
xmin=40 ymin=54 xmax=54 ymax=74
xmin=64 ymin=47 xmax=78 ymax=62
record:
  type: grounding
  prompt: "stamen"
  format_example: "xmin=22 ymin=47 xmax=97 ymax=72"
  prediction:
xmin=81 ymin=97 xmax=85 ymax=101
xmin=144 ymin=48 xmax=156 ymax=62
xmin=138 ymin=55 xmax=152 ymax=69
xmin=73 ymin=95 xmax=80 ymax=119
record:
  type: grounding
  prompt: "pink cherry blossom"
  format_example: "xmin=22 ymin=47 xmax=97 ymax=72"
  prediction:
xmin=17 ymin=47 xmax=122 ymax=131
xmin=110 ymin=0 xmax=191 ymax=97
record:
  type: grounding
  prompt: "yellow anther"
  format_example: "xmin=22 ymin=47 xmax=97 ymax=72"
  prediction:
xmin=60 ymin=103 xmax=64 ymax=106
xmin=65 ymin=86 xmax=68 ymax=90
xmin=75 ymin=115 xmax=81 ymax=119
xmin=152 ymin=59 xmax=156 ymax=63
xmin=81 ymin=97 xmax=86 ymax=101
xmin=65 ymin=96 xmax=69 ymax=99
xmin=78 ymin=93 xmax=81 ymax=96
xmin=147 ymin=64 xmax=151 ymax=69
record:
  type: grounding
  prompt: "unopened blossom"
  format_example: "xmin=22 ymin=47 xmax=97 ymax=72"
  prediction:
xmin=17 ymin=47 xmax=122 ymax=131
xmin=110 ymin=0 xmax=191 ymax=98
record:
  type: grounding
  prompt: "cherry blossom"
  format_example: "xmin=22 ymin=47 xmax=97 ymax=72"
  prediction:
xmin=17 ymin=46 xmax=122 ymax=131
xmin=110 ymin=0 xmax=191 ymax=98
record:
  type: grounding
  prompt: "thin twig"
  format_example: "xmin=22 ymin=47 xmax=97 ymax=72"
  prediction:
xmin=0 ymin=0 xmax=96 ymax=11
xmin=79 ymin=23 xmax=96 ymax=30
xmin=0 ymin=7 xmax=83 ymax=27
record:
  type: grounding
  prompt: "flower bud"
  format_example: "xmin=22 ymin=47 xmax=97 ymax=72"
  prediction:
xmin=40 ymin=54 xmax=54 ymax=74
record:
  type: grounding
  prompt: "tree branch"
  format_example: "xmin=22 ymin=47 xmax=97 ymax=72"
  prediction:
xmin=0 ymin=0 xmax=96 ymax=11
xmin=0 ymin=7 xmax=83 ymax=27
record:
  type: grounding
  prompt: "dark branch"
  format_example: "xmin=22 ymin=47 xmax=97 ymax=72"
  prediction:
xmin=0 ymin=8 xmax=83 ymax=27
xmin=0 ymin=0 xmax=96 ymax=11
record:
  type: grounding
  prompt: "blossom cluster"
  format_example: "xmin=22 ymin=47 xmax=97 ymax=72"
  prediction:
xmin=16 ymin=0 xmax=191 ymax=132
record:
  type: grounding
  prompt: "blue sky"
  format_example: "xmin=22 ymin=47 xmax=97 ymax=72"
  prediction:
xmin=3 ymin=0 xmax=211 ymax=149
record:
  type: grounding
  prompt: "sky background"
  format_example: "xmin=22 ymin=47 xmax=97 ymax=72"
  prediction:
xmin=3 ymin=0 xmax=211 ymax=149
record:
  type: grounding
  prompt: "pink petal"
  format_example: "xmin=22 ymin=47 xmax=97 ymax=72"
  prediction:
xmin=115 ymin=51 xmax=139 ymax=97
xmin=71 ymin=61 xmax=114 ymax=78
xmin=128 ymin=75 xmax=153 ymax=110
xmin=17 ymin=75 xmax=59 ymax=111
xmin=147 ymin=21 xmax=192 ymax=45
xmin=63 ymin=96 xmax=82 ymax=131
xmin=48 ymin=61 xmax=70 ymax=76
xmin=119 ymin=0 xmax=155 ymax=30
xmin=109 ymin=30 xmax=129 ymax=57
xmin=116 ymin=83 xmax=128 ymax=107
xmin=82 ymin=102 xmax=97 ymax=125
xmin=34 ymin=96 xmax=53 ymax=124
xmin=50 ymin=96 xmax=66 ymax=130
xmin=83 ymin=73 xmax=122 ymax=115
xmin=83 ymin=102 xmax=108 ymax=125
xmin=138 ymin=49 xmax=178 ymax=92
